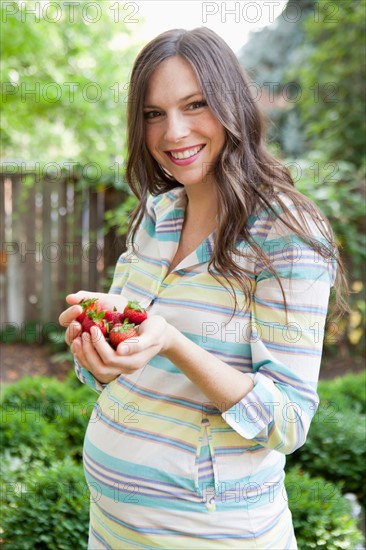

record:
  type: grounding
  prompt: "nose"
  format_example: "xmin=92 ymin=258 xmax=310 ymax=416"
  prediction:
xmin=163 ymin=111 xmax=189 ymax=143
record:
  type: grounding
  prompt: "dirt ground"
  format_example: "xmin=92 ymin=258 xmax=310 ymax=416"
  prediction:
xmin=0 ymin=342 xmax=364 ymax=386
xmin=1 ymin=343 xmax=72 ymax=385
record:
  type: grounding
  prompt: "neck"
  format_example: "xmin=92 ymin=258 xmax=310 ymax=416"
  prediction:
xmin=184 ymin=184 xmax=218 ymax=225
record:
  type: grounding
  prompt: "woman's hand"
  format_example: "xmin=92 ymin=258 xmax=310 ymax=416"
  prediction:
xmin=71 ymin=315 xmax=171 ymax=384
xmin=58 ymin=290 xmax=128 ymax=346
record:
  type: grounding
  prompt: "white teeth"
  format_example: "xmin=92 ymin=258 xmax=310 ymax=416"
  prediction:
xmin=170 ymin=145 xmax=203 ymax=160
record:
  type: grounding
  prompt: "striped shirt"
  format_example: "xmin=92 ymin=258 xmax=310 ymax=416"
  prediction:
xmin=76 ymin=186 xmax=336 ymax=549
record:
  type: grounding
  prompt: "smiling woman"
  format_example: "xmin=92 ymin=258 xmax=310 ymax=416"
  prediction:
xmin=59 ymin=27 xmax=348 ymax=550
xmin=143 ymin=56 xmax=226 ymax=189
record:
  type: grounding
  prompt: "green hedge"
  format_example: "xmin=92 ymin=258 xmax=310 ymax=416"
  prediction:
xmin=1 ymin=372 xmax=365 ymax=549
xmin=317 ymin=370 xmax=366 ymax=414
xmin=1 ymin=375 xmax=96 ymax=463
xmin=286 ymin=372 xmax=366 ymax=508
xmin=285 ymin=467 xmax=364 ymax=549
xmin=1 ymin=459 xmax=363 ymax=550
xmin=0 ymin=457 xmax=89 ymax=549
xmin=286 ymin=407 xmax=366 ymax=508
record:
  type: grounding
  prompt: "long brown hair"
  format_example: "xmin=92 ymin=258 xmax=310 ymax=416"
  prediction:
xmin=125 ymin=27 xmax=348 ymax=318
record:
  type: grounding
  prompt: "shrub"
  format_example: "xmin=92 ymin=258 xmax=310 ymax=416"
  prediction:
xmin=0 ymin=404 xmax=70 ymax=465
xmin=286 ymin=467 xmax=364 ymax=549
xmin=1 ymin=376 xmax=71 ymax=423
xmin=317 ymin=371 xmax=366 ymax=414
xmin=1 ymin=375 xmax=97 ymax=464
xmin=55 ymin=385 xmax=97 ymax=460
xmin=286 ymin=408 xmax=366 ymax=507
xmin=0 ymin=457 xmax=90 ymax=550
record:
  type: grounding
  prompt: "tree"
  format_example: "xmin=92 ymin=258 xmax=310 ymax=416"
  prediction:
xmin=1 ymin=0 xmax=141 ymax=170
xmin=237 ymin=0 xmax=315 ymax=157
xmin=285 ymin=0 xmax=366 ymax=169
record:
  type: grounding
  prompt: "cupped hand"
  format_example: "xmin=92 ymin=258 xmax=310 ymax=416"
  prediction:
xmin=71 ymin=315 xmax=171 ymax=385
xmin=58 ymin=290 xmax=128 ymax=346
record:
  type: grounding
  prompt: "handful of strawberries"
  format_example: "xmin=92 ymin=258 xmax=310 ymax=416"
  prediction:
xmin=76 ymin=298 xmax=147 ymax=349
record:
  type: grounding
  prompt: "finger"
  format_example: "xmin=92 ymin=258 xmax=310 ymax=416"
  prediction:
xmin=79 ymin=332 xmax=102 ymax=372
xmin=59 ymin=305 xmax=82 ymax=327
xmin=82 ymin=332 xmax=122 ymax=381
xmin=66 ymin=291 xmax=98 ymax=305
xmin=89 ymin=327 xmax=116 ymax=364
xmin=115 ymin=334 xmax=142 ymax=356
xmin=81 ymin=331 xmax=106 ymax=366
xmin=89 ymin=327 xmax=136 ymax=370
xmin=65 ymin=321 xmax=82 ymax=346
xmin=71 ymin=337 xmax=88 ymax=368
xmin=73 ymin=336 xmax=102 ymax=375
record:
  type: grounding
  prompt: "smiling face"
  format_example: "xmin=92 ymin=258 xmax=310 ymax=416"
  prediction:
xmin=143 ymin=55 xmax=226 ymax=189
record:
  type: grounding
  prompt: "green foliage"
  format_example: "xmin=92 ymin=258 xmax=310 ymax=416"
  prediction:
xmin=55 ymin=384 xmax=97 ymax=460
xmin=285 ymin=467 xmax=365 ymax=549
xmin=317 ymin=371 xmax=366 ymax=415
xmin=1 ymin=375 xmax=96 ymax=463
xmin=285 ymin=0 xmax=366 ymax=169
xmin=230 ymin=0 xmax=365 ymax=358
xmin=104 ymin=192 xmax=138 ymax=236
xmin=1 ymin=373 xmax=365 ymax=548
xmin=0 ymin=404 xmax=69 ymax=465
xmin=0 ymin=457 xmax=89 ymax=549
xmin=238 ymin=0 xmax=315 ymax=157
xmin=1 ymin=0 xmax=140 ymax=168
xmin=1 ymin=376 xmax=71 ymax=422
xmin=0 ymin=375 xmax=92 ymax=548
xmin=288 ymin=153 xmax=365 ymax=278
xmin=286 ymin=407 xmax=366 ymax=508
xmin=286 ymin=153 xmax=366 ymax=355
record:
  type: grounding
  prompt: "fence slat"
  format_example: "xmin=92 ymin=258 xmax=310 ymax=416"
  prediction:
xmin=57 ymin=178 xmax=68 ymax=314
xmin=24 ymin=177 xmax=38 ymax=322
xmin=88 ymin=189 xmax=99 ymax=291
xmin=1 ymin=170 xmax=126 ymax=330
xmin=103 ymin=187 xmax=127 ymax=281
xmin=0 ymin=175 xmax=7 ymax=325
xmin=41 ymin=177 xmax=52 ymax=323
xmin=72 ymin=185 xmax=83 ymax=293
xmin=6 ymin=175 xmax=25 ymax=325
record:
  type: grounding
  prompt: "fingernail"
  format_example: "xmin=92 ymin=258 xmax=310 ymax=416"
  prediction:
xmin=117 ymin=344 xmax=129 ymax=354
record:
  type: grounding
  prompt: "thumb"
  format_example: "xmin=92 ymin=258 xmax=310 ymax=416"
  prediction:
xmin=66 ymin=290 xmax=96 ymax=305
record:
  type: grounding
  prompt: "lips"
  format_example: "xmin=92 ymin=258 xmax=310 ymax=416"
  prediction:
xmin=164 ymin=144 xmax=206 ymax=166
xmin=167 ymin=144 xmax=205 ymax=160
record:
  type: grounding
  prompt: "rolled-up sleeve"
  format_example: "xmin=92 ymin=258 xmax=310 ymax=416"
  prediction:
xmin=222 ymin=208 xmax=337 ymax=454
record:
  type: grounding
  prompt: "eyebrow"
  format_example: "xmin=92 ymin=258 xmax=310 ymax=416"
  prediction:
xmin=143 ymin=92 xmax=203 ymax=109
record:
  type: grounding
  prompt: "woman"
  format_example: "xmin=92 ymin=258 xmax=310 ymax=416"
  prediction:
xmin=59 ymin=27 xmax=347 ymax=549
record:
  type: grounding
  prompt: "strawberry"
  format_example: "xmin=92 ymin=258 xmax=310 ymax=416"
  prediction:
xmin=104 ymin=307 xmax=124 ymax=326
xmin=76 ymin=298 xmax=100 ymax=324
xmin=81 ymin=309 xmax=108 ymax=337
xmin=123 ymin=301 xmax=147 ymax=325
xmin=109 ymin=319 xmax=138 ymax=349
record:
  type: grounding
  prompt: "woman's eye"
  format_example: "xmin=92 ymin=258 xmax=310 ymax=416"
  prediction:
xmin=189 ymin=100 xmax=207 ymax=110
xmin=144 ymin=111 xmax=161 ymax=120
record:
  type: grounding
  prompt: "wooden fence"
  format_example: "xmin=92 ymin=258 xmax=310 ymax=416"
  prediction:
xmin=0 ymin=170 xmax=127 ymax=331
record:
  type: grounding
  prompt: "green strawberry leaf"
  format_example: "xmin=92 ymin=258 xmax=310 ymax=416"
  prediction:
xmin=127 ymin=300 xmax=143 ymax=312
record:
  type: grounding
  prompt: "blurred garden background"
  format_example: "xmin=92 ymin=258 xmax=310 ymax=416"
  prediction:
xmin=1 ymin=0 xmax=365 ymax=548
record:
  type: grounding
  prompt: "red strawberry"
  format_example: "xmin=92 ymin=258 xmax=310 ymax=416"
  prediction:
xmin=109 ymin=320 xmax=138 ymax=349
xmin=104 ymin=307 xmax=124 ymax=326
xmin=123 ymin=301 xmax=147 ymax=325
xmin=81 ymin=309 xmax=108 ymax=336
xmin=76 ymin=298 xmax=100 ymax=324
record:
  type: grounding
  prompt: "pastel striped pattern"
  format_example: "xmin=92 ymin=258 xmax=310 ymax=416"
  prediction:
xmin=76 ymin=187 xmax=336 ymax=549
